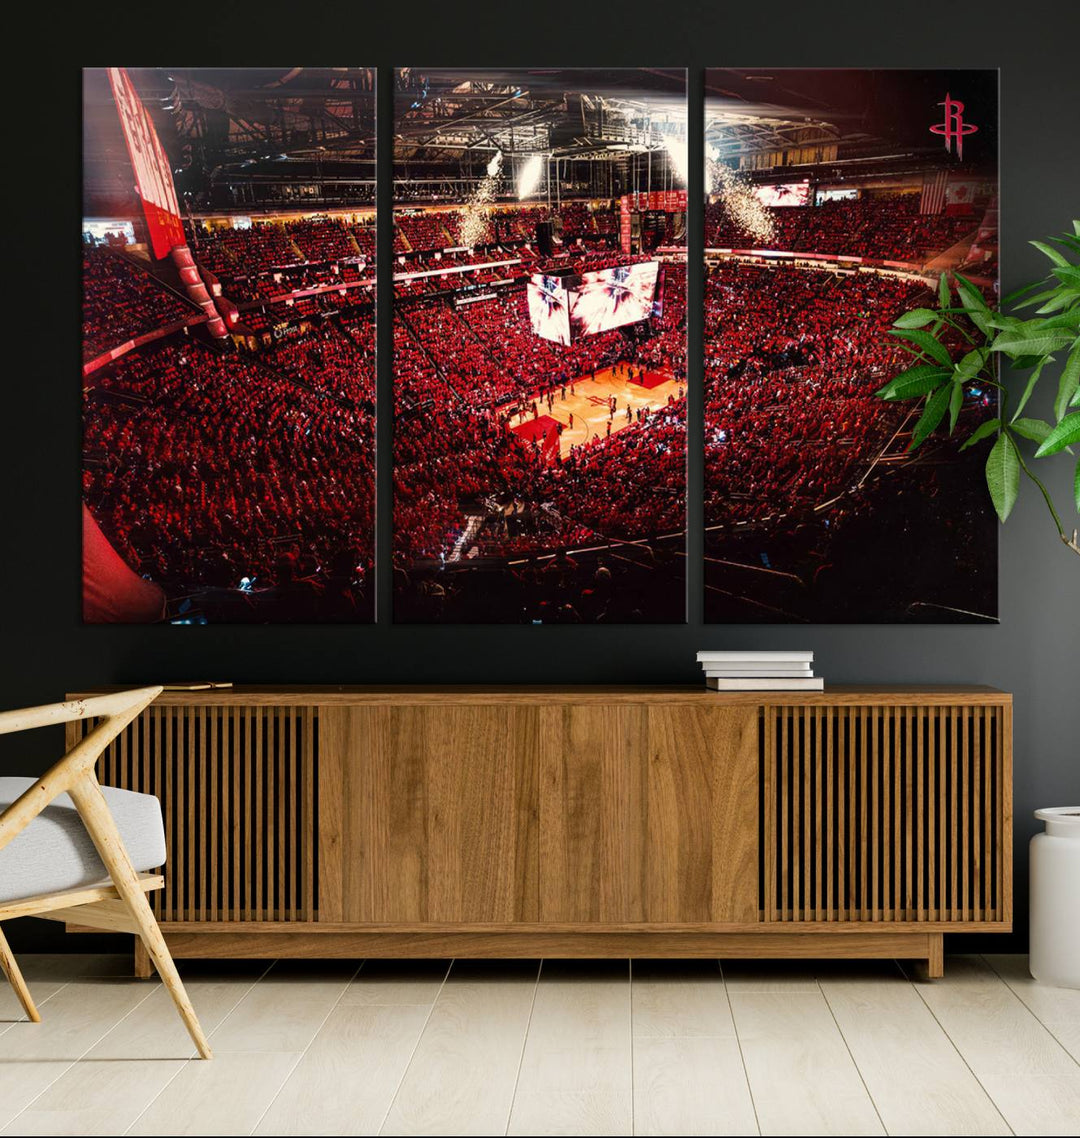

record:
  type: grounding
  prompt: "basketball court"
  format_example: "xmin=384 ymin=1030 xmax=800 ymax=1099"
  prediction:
xmin=508 ymin=365 xmax=683 ymax=460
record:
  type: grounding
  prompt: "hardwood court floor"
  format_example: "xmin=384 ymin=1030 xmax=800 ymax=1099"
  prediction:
xmin=508 ymin=366 xmax=683 ymax=458
xmin=1 ymin=953 xmax=1078 ymax=1136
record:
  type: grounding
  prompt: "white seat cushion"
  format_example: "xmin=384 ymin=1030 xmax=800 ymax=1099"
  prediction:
xmin=0 ymin=777 xmax=166 ymax=904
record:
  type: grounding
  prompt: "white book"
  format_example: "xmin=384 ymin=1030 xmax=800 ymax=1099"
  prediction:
xmin=696 ymin=650 xmax=813 ymax=663
xmin=705 ymin=664 xmax=814 ymax=673
xmin=706 ymin=677 xmax=824 ymax=691
xmin=700 ymin=661 xmax=812 ymax=673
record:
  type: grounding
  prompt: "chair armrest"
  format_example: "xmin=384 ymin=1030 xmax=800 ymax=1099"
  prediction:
xmin=0 ymin=687 xmax=162 ymax=853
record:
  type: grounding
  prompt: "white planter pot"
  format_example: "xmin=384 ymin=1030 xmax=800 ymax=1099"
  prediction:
xmin=1030 ymin=807 xmax=1080 ymax=989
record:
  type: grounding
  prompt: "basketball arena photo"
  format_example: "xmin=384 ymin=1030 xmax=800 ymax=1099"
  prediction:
xmin=391 ymin=68 xmax=688 ymax=623
xmin=82 ymin=67 xmax=376 ymax=623
xmin=704 ymin=69 xmax=999 ymax=622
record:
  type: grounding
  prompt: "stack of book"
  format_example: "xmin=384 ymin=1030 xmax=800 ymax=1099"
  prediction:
xmin=696 ymin=650 xmax=823 ymax=691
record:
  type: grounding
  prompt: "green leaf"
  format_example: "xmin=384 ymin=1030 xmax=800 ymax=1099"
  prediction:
xmin=1014 ymin=286 xmax=1068 ymax=310
xmin=893 ymin=307 xmax=938 ymax=329
xmin=888 ymin=328 xmax=952 ymax=366
xmin=960 ymin=418 xmax=1001 ymax=451
xmin=991 ymin=327 xmax=1075 ymax=358
xmin=1034 ymin=412 xmax=1080 ymax=458
xmin=953 ymin=272 xmax=993 ymax=335
xmin=1074 ymin=220 xmax=1080 ymax=237
xmin=1036 ymin=289 xmax=1080 ymax=315
xmin=948 ymin=379 xmax=964 ymax=434
xmin=1052 ymin=265 xmax=1080 ymax=289
xmin=876 ymin=364 xmax=951 ymax=401
xmin=1010 ymin=357 xmax=1049 ymax=421
xmin=955 ymin=348 xmax=987 ymax=381
xmin=1031 ymin=240 xmax=1070 ymax=267
xmin=1009 ymin=417 xmax=1052 ymax=444
xmin=1056 ymin=344 xmax=1080 ymax=422
xmin=938 ymin=273 xmax=951 ymax=308
xmin=910 ymin=382 xmax=953 ymax=450
xmin=1003 ymin=279 xmax=1051 ymax=306
xmin=986 ymin=433 xmax=1020 ymax=522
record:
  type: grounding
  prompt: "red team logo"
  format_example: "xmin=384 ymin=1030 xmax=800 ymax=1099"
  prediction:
xmin=930 ymin=94 xmax=978 ymax=160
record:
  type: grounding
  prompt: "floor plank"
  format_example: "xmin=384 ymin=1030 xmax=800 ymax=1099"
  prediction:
xmin=976 ymin=1073 xmax=1080 ymax=1137
xmin=908 ymin=956 xmax=1080 ymax=1134
xmin=85 ymin=963 xmax=267 ymax=1060
xmin=507 ymin=961 xmax=633 ymax=1137
xmin=1 ymin=1059 xmax=184 ymax=1136
xmin=820 ymin=969 xmax=1010 ymax=1135
xmin=382 ymin=960 xmax=540 ymax=1136
xmin=127 ymin=1050 xmax=302 ymax=1136
xmin=631 ymin=960 xmax=735 ymax=1038
xmin=985 ymin=955 xmax=1080 ymax=1063
xmin=633 ymin=1036 xmax=758 ymax=1136
xmin=207 ymin=959 xmax=357 ymax=1053
xmin=339 ymin=960 xmax=451 ymax=1007
xmin=730 ymin=990 xmax=884 ymax=1136
xmin=0 ymin=978 xmax=159 ymax=1129
xmin=720 ymin=961 xmax=821 ymax=993
xmin=906 ymin=956 xmax=1077 ymax=1078
xmin=254 ymin=1005 xmax=432 ymax=1137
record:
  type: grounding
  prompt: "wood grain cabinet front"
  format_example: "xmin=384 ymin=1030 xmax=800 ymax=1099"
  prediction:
xmin=538 ymin=704 xmax=759 ymax=925
xmin=318 ymin=704 xmax=540 ymax=924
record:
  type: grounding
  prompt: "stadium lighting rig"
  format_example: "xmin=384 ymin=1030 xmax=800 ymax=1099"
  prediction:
xmin=516 ymin=154 xmax=545 ymax=200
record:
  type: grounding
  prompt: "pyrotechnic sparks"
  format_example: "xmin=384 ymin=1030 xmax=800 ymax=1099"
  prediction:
xmin=459 ymin=151 xmax=503 ymax=248
xmin=707 ymin=159 xmax=775 ymax=245
xmin=516 ymin=153 xmax=544 ymax=200
xmin=664 ymin=136 xmax=688 ymax=186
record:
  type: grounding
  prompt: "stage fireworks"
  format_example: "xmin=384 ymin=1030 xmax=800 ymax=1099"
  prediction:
xmin=460 ymin=150 xmax=503 ymax=249
xmin=707 ymin=160 xmax=775 ymax=245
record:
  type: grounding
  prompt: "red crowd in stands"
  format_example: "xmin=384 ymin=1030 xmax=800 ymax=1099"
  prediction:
xmin=704 ymin=261 xmax=953 ymax=527
xmin=83 ymin=310 xmax=376 ymax=619
xmin=82 ymin=248 xmax=197 ymax=360
xmin=705 ymin=195 xmax=984 ymax=267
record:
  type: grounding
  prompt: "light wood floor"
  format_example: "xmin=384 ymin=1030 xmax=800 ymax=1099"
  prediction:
xmin=1 ymin=953 xmax=1077 ymax=1136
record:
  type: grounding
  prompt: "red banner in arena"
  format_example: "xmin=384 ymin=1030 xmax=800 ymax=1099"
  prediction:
xmin=108 ymin=67 xmax=186 ymax=260
xmin=622 ymin=190 xmax=688 ymax=213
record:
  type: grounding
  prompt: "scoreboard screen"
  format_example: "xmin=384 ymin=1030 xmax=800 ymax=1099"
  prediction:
xmin=527 ymin=274 xmax=572 ymax=346
xmin=569 ymin=261 xmax=659 ymax=337
xmin=753 ymin=181 xmax=811 ymax=208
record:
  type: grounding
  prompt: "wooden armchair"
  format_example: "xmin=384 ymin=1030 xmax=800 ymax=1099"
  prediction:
xmin=0 ymin=687 xmax=211 ymax=1059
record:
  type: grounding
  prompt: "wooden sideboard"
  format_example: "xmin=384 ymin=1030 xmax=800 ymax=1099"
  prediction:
xmin=66 ymin=686 xmax=1012 ymax=977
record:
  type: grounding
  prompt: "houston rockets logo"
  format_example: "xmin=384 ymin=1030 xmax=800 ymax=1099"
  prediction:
xmin=930 ymin=94 xmax=978 ymax=161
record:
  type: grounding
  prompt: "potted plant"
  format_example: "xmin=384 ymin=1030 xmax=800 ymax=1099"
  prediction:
xmin=875 ymin=220 xmax=1080 ymax=556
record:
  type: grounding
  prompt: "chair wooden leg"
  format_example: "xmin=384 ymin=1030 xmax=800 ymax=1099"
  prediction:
xmin=0 ymin=925 xmax=40 ymax=1023
xmin=69 ymin=776 xmax=213 ymax=1059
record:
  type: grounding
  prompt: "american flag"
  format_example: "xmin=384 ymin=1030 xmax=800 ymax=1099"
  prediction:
xmin=921 ymin=171 xmax=949 ymax=215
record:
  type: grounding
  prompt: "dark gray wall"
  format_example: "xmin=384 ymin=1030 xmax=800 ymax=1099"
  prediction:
xmin=3 ymin=3 xmax=1077 ymax=952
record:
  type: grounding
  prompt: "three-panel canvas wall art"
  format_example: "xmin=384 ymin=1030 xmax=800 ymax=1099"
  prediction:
xmin=82 ymin=67 xmax=999 ymax=625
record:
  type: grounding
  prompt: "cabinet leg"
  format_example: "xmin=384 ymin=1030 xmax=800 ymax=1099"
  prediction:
xmin=134 ymin=938 xmax=151 ymax=979
xmin=927 ymin=933 xmax=944 ymax=979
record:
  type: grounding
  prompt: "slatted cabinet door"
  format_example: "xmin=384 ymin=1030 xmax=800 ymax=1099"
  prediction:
xmin=318 ymin=704 xmax=541 ymax=924
xmin=71 ymin=702 xmax=318 ymax=924
xmin=762 ymin=702 xmax=1009 ymax=926
xmin=538 ymin=704 xmax=759 ymax=925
